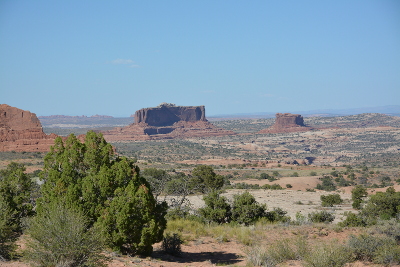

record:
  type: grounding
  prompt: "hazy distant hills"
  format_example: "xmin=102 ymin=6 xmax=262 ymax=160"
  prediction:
xmin=39 ymin=105 xmax=400 ymax=128
xmin=210 ymin=105 xmax=400 ymax=119
xmin=39 ymin=115 xmax=133 ymax=128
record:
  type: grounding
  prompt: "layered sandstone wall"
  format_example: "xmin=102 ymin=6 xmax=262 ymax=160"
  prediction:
xmin=0 ymin=104 xmax=57 ymax=151
xmin=134 ymin=104 xmax=206 ymax=126
xmin=275 ymin=113 xmax=305 ymax=127
xmin=258 ymin=113 xmax=312 ymax=134
xmin=103 ymin=103 xmax=235 ymax=141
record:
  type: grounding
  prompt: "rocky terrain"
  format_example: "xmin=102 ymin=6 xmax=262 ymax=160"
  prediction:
xmin=2 ymin=108 xmax=400 ymax=267
xmin=258 ymin=113 xmax=313 ymax=134
xmin=0 ymin=104 xmax=58 ymax=152
xmin=102 ymin=103 xmax=236 ymax=141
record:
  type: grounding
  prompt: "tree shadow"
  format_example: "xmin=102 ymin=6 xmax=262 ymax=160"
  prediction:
xmin=151 ymin=250 xmax=243 ymax=265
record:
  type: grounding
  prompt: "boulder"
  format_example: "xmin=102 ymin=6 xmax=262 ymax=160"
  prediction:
xmin=258 ymin=113 xmax=312 ymax=134
xmin=0 ymin=104 xmax=57 ymax=152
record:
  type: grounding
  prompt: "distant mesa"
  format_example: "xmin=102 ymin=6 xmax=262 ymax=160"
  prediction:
xmin=134 ymin=103 xmax=206 ymax=126
xmin=38 ymin=114 xmax=113 ymax=119
xmin=0 ymin=104 xmax=58 ymax=152
xmin=258 ymin=113 xmax=313 ymax=134
xmin=102 ymin=103 xmax=235 ymax=141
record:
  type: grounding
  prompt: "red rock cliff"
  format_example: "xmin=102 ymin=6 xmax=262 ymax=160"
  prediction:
xmin=134 ymin=103 xmax=206 ymax=126
xmin=103 ymin=103 xmax=235 ymax=141
xmin=258 ymin=113 xmax=312 ymax=134
xmin=0 ymin=104 xmax=57 ymax=152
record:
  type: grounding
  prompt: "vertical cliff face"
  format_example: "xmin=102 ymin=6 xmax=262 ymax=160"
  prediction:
xmin=258 ymin=113 xmax=312 ymax=134
xmin=0 ymin=104 xmax=42 ymax=132
xmin=275 ymin=113 xmax=306 ymax=127
xmin=0 ymin=104 xmax=57 ymax=151
xmin=134 ymin=104 xmax=206 ymax=126
xmin=102 ymin=103 xmax=235 ymax=141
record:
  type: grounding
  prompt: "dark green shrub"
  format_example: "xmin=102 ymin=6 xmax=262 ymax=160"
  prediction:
xmin=190 ymin=165 xmax=224 ymax=193
xmin=24 ymin=202 xmax=108 ymax=267
xmin=315 ymin=176 xmax=336 ymax=191
xmin=351 ymin=185 xmax=367 ymax=209
xmin=265 ymin=207 xmax=290 ymax=223
xmin=335 ymin=177 xmax=352 ymax=187
xmin=232 ymin=183 xmax=260 ymax=189
xmin=162 ymin=233 xmax=183 ymax=257
xmin=320 ymin=194 xmax=343 ymax=207
xmin=0 ymin=196 xmax=17 ymax=261
xmin=0 ymin=162 xmax=35 ymax=260
xmin=360 ymin=187 xmax=400 ymax=222
xmin=308 ymin=211 xmax=335 ymax=223
xmin=38 ymin=132 xmax=167 ymax=255
xmin=338 ymin=212 xmax=366 ymax=227
xmin=267 ymin=176 xmax=277 ymax=182
xmin=261 ymin=184 xmax=283 ymax=190
xmin=0 ymin=162 xmax=34 ymax=232
xmin=286 ymin=184 xmax=293 ymax=188
xmin=198 ymin=191 xmax=231 ymax=224
xmin=231 ymin=192 xmax=266 ymax=226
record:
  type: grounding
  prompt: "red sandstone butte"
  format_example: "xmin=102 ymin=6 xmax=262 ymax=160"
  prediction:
xmin=0 ymin=104 xmax=57 ymax=152
xmin=258 ymin=113 xmax=313 ymax=134
xmin=102 ymin=103 xmax=235 ymax=141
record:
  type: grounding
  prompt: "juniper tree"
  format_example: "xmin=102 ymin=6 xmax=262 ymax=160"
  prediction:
xmin=38 ymin=131 xmax=167 ymax=255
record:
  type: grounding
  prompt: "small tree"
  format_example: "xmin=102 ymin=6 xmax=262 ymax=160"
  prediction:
xmin=198 ymin=191 xmax=231 ymax=224
xmin=142 ymin=168 xmax=171 ymax=202
xmin=361 ymin=187 xmax=400 ymax=221
xmin=316 ymin=176 xmax=337 ymax=191
xmin=351 ymin=185 xmax=368 ymax=209
xmin=0 ymin=196 xmax=17 ymax=261
xmin=96 ymin=179 xmax=167 ymax=255
xmin=308 ymin=211 xmax=335 ymax=223
xmin=231 ymin=191 xmax=266 ymax=225
xmin=0 ymin=162 xmax=34 ymax=232
xmin=191 ymin=165 xmax=224 ymax=193
xmin=38 ymin=131 xmax=167 ymax=255
xmin=321 ymin=194 xmax=343 ymax=207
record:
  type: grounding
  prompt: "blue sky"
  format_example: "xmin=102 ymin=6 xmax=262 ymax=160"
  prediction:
xmin=1 ymin=1 xmax=399 ymax=117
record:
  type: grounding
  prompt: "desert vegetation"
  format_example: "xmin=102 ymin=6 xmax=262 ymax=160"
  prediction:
xmin=2 ymin=114 xmax=400 ymax=266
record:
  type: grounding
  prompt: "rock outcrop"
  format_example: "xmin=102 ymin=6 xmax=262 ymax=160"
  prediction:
xmin=258 ymin=113 xmax=313 ymax=134
xmin=134 ymin=103 xmax=206 ymax=126
xmin=0 ymin=104 xmax=57 ymax=152
xmin=103 ymin=103 xmax=235 ymax=141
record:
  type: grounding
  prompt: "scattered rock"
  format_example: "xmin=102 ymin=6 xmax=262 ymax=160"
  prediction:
xmin=0 ymin=104 xmax=58 ymax=152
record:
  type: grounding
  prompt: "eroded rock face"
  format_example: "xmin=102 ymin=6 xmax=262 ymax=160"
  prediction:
xmin=134 ymin=103 xmax=206 ymax=126
xmin=0 ymin=104 xmax=57 ymax=152
xmin=258 ymin=113 xmax=312 ymax=134
xmin=103 ymin=103 xmax=235 ymax=141
xmin=275 ymin=113 xmax=305 ymax=127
